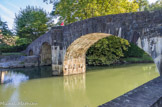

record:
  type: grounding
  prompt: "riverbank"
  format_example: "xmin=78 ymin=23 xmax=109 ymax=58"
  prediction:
xmin=0 ymin=55 xmax=39 ymax=68
xmin=121 ymin=53 xmax=153 ymax=63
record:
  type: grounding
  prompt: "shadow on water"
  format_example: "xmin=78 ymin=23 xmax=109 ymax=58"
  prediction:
xmin=0 ymin=66 xmax=54 ymax=85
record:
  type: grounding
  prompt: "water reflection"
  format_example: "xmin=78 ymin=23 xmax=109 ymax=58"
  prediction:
xmin=64 ymin=73 xmax=86 ymax=92
xmin=0 ymin=71 xmax=29 ymax=86
xmin=0 ymin=66 xmax=54 ymax=85
xmin=0 ymin=71 xmax=6 ymax=84
xmin=63 ymin=73 xmax=92 ymax=107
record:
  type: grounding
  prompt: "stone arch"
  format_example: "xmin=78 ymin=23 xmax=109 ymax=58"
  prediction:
xmin=40 ymin=42 xmax=52 ymax=66
xmin=29 ymin=49 xmax=33 ymax=56
xmin=63 ymin=33 xmax=160 ymax=76
xmin=63 ymin=33 xmax=111 ymax=75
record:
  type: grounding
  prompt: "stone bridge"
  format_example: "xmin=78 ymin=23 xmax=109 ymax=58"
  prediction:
xmin=25 ymin=10 xmax=162 ymax=76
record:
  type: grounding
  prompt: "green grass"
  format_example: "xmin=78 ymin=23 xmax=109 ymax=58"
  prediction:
xmin=1 ymin=52 xmax=26 ymax=56
xmin=122 ymin=53 xmax=153 ymax=63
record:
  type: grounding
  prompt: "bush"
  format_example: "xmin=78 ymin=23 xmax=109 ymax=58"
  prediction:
xmin=16 ymin=38 xmax=31 ymax=46
xmin=0 ymin=37 xmax=31 ymax=53
xmin=86 ymin=36 xmax=130 ymax=66
xmin=0 ymin=43 xmax=29 ymax=53
xmin=123 ymin=43 xmax=145 ymax=58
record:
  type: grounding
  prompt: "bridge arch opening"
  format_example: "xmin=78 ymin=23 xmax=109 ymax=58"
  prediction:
xmin=29 ymin=49 xmax=33 ymax=56
xmin=63 ymin=33 xmax=112 ymax=75
xmin=40 ymin=42 xmax=52 ymax=66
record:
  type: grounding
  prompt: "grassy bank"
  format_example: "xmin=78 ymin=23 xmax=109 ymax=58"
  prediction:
xmin=87 ymin=53 xmax=154 ymax=69
xmin=1 ymin=52 xmax=26 ymax=56
xmin=121 ymin=53 xmax=153 ymax=63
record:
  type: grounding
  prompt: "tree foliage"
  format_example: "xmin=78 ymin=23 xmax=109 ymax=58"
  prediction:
xmin=123 ymin=43 xmax=145 ymax=58
xmin=86 ymin=36 xmax=130 ymax=65
xmin=15 ymin=38 xmax=31 ymax=46
xmin=47 ymin=0 xmax=139 ymax=25
xmin=0 ymin=18 xmax=15 ymax=47
xmin=137 ymin=0 xmax=149 ymax=11
xmin=15 ymin=6 xmax=51 ymax=41
xmin=145 ymin=0 xmax=162 ymax=11
xmin=0 ymin=18 xmax=13 ymax=36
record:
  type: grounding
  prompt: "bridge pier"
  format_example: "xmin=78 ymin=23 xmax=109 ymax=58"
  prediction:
xmin=51 ymin=46 xmax=65 ymax=75
xmin=63 ymin=55 xmax=86 ymax=75
xmin=52 ymin=65 xmax=63 ymax=75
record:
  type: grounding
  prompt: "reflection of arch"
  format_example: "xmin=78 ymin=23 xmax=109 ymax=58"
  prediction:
xmin=63 ymin=33 xmax=111 ymax=75
xmin=29 ymin=50 xmax=33 ymax=56
xmin=40 ymin=42 xmax=52 ymax=65
xmin=64 ymin=73 xmax=86 ymax=91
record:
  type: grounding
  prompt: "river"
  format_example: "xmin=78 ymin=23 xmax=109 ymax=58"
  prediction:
xmin=0 ymin=63 xmax=160 ymax=107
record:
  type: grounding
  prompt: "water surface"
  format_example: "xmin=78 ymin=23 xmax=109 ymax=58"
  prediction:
xmin=0 ymin=63 xmax=160 ymax=107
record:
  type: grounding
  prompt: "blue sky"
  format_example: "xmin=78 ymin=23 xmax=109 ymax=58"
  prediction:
xmin=0 ymin=0 xmax=158 ymax=29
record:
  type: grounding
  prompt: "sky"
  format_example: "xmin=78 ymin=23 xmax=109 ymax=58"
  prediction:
xmin=0 ymin=0 xmax=53 ymax=29
xmin=0 ymin=0 xmax=158 ymax=30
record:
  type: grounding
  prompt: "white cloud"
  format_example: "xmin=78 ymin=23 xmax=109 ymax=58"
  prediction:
xmin=0 ymin=4 xmax=14 ymax=16
xmin=0 ymin=4 xmax=15 ymax=29
xmin=1 ymin=15 xmax=14 ymax=29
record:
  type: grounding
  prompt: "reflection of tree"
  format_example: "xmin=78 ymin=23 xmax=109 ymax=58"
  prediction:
xmin=5 ymin=66 xmax=53 ymax=80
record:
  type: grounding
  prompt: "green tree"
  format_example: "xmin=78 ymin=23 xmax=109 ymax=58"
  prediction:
xmin=15 ymin=38 xmax=31 ymax=46
xmin=123 ymin=43 xmax=145 ymax=58
xmin=0 ymin=18 xmax=14 ymax=48
xmin=15 ymin=6 xmax=51 ymax=41
xmin=46 ymin=0 xmax=139 ymax=25
xmin=0 ymin=18 xmax=13 ymax=36
xmin=137 ymin=0 xmax=149 ymax=11
xmin=145 ymin=0 xmax=162 ymax=11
